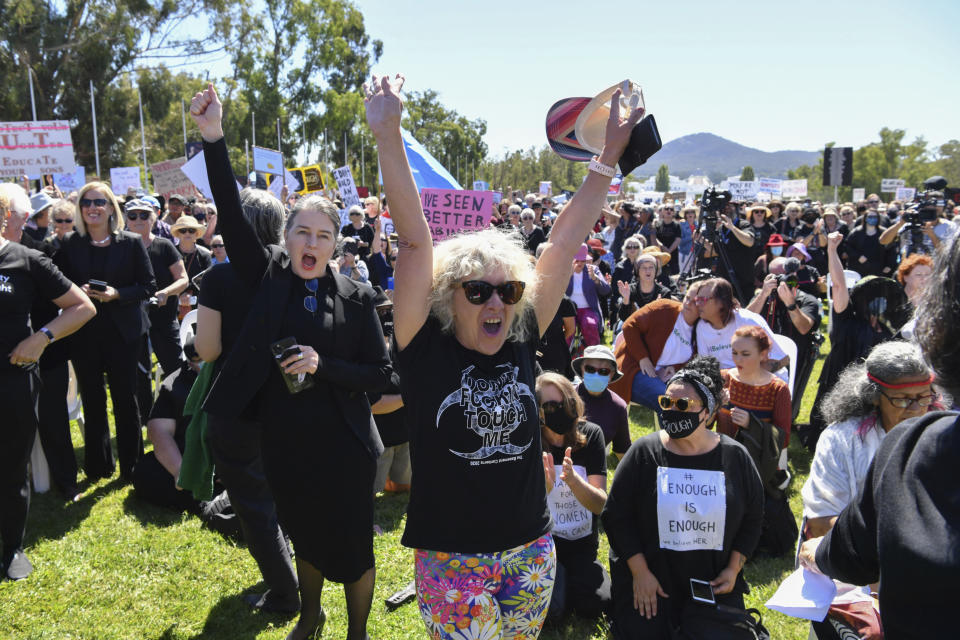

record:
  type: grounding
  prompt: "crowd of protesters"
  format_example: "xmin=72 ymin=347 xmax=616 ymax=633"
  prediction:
xmin=1 ymin=76 xmax=958 ymax=640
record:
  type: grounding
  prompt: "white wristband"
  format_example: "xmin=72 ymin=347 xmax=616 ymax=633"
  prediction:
xmin=588 ymin=157 xmax=616 ymax=178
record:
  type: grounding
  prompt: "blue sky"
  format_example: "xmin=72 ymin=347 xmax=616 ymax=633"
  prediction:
xmin=354 ymin=0 xmax=958 ymax=159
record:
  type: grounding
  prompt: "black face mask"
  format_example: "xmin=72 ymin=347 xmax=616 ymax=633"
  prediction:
xmin=541 ymin=403 xmax=576 ymax=435
xmin=659 ymin=409 xmax=701 ymax=439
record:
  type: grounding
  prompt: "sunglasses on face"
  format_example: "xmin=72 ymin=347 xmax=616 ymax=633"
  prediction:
xmin=625 ymin=245 xmax=640 ymax=251
xmin=126 ymin=211 xmax=151 ymax=221
xmin=881 ymin=392 xmax=933 ymax=409
xmin=540 ymin=400 xmax=563 ymax=413
xmin=54 ymin=218 xmax=73 ymax=224
xmin=461 ymin=280 xmax=525 ymax=305
xmin=583 ymin=365 xmax=612 ymax=376
xmin=658 ymin=395 xmax=700 ymax=411
xmin=178 ymin=228 xmax=197 ymax=235
xmin=80 ymin=198 xmax=107 ymax=208
xmin=211 ymin=243 xmax=225 ymax=249
xmin=303 ymin=277 xmax=319 ymax=314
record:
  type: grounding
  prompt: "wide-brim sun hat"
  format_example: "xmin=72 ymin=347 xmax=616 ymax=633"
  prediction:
xmin=572 ymin=345 xmax=623 ymax=382
xmin=170 ymin=215 xmax=207 ymax=236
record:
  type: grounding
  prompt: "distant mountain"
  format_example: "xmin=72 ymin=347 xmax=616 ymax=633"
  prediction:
xmin=640 ymin=133 xmax=820 ymax=182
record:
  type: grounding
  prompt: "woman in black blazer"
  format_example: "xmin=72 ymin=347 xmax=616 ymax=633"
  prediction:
xmin=192 ymin=84 xmax=391 ymax=640
xmin=55 ymin=182 xmax=156 ymax=482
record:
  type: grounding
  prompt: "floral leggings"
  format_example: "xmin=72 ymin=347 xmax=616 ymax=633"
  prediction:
xmin=414 ymin=533 xmax=556 ymax=640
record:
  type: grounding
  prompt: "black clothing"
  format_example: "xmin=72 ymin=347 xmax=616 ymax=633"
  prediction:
xmin=340 ymin=223 xmax=375 ymax=259
xmin=611 ymin=257 xmax=637 ymax=289
xmin=617 ymin=281 xmax=675 ymax=322
xmin=368 ymin=349 xmax=407 ymax=448
xmin=816 ymin=412 xmax=960 ymax=639
xmin=178 ymin=244 xmax=211 ymax=293
xmin=602 ymin=433 xmax=763 ymax=605
xmin=521 ymin=226 xmax=547 ymax=256
xmin=711 ymin=219 xmax=756 ymax=305
xmin=775 ymin=217 xmax=810 ymax=243
xmin=612 ymin=217 xmax=641 ymax=262
xmin=23 ymin=225 xmax=47 ymax=242
xmin=398 ymin=314 xmax=551 ymax=553
xmin=655 ymin=220 xmax=682 ymax=273
xmin=538 ymin=296 xmax=577 ymax=379
xmin=203 ymin=135 xmax=391 ymax=582
xmin=843 ymin=227 xmax=894 ymax=278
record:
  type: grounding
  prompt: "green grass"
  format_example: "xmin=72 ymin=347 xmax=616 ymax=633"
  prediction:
xmin=2 ymin=345 xmax=827 ymax=639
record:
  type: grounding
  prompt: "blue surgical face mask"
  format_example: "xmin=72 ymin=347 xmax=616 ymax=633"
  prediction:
xmin=582 ymin=372 xmax=610 ymax=394
xmin=770 ymin=246 xmax=784 ymax=257
xmin=866 ymin=215 xmax=879 ymax=227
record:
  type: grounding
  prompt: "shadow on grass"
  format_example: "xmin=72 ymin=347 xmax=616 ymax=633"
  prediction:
xmin=185 ymin=591 xmax=293 ymax=640
xmin=121 ymin=489 xmax=193 ymax=529
xmin=26 ymin=475 xmax=126 ymax=545
xmin=373 ymin=491 xmax=409 ymax=533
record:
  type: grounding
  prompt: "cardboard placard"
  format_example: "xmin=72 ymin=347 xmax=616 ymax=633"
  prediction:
xmin=0 ymin=120 xmax=77 ymax=178
xmin=852 ymin=188 xmax=866 ymax=202
xmin=332 ymin=165 xmax=361 ymax=208
xmin=151 ymin=157 xmax=200 ymax=201
xmin=109 ymin=166 xmax=142 ymax=195
xmin=880 ymin=178 xmax=905 ymax=193
xmin=252 ymin=146 xmax=284 ymax=176
xmin=420 ymin=188 xmax=493 ymax=242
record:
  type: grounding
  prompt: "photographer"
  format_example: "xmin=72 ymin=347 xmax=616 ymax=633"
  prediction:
xmin=878 ymin=195 xmax=950 ymax=258
xmin=746 ymin=258 xmax=822 ymax=412
xmin=844 ymin=210 xmax=895 ymax=278
xmin=701 ymin=201 xmax=755 ymax=305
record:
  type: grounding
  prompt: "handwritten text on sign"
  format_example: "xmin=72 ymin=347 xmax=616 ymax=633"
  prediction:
xmin=0 ymin=120 xmax=76 ymax=178
xmin=421 ymin=188 xmax=492 ymax=242
xmin=657 ymin=466 xmax=726 ymax=551
xmin=332 ymin=166 xmax=361 ymax=209
xmin=547 ymin=465 xmax=592 ymax=541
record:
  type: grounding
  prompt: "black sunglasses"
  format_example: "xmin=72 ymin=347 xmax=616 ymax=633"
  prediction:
xmin=658 ymin=395 xmax=699 ymax=411
xmin=461 ymin=280 xmax=525 ymax=305
xmin=126 ymin=211 xmax=151 ymax=220
xmin=54 ymin=218 xmax=73 ymax=224
xmin=178 ymin=228 xmax=197 ymax=234
xmin=80 ymin=198 xmax=107 ymax=208
xmin=304 ymin=278 xmax=319 ymax=314
xmin=583 ymin=364 xmax=612 ymax=376
xmin=540 ymin=400 xmax=563 ymax=413
xmin=211 ymin=243 xmax=225 ymax=249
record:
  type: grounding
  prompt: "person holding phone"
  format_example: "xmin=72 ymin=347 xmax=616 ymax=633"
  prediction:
xmin=191 ymin=84 xmax=392 ymax=640
xmin=55 ymin=182 xmax=156 ymax=482
xmin=602 ymin=356 xmax=764 ymax=639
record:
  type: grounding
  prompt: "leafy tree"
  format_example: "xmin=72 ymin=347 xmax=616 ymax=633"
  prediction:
xmin=932 ymin=140 xmax=960 ymax=188
xmin=481 ymin=146 xmax=587 ymax=195
xmin=740 ymin=166 xmax=755 ymax=181
xmin=655 ymin=164 xmax=670 ymax=192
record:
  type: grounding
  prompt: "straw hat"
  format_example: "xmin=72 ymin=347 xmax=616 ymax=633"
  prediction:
xmin=641 ymin=246 xmax=671 ymax=266
xmin=170 ymin=215 xmax=207 ymax=236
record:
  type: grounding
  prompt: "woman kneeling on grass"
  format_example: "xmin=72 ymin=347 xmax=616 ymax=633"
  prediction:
xmin=365 ymin=73 xmax=642 ymax=639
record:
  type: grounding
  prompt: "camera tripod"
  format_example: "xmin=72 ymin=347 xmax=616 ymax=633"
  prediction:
xmin=678 ymin=224 xmax=746 ymax=303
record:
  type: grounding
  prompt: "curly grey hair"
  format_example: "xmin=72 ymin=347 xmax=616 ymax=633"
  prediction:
xmin=819 ymin=341 xmax=930 ymax=425
xmin=915 ymin=230 xmax=960 ymax=397
xmin=430 ymin=227 xmax=538 ymax=343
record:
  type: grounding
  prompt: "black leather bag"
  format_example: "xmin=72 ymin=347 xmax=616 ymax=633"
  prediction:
xmin=675 ymin=603 xmax=771 ymax=640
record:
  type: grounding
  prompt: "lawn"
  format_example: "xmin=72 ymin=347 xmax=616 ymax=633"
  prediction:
xmin=2 ymin=346 xmax=826 ymax=639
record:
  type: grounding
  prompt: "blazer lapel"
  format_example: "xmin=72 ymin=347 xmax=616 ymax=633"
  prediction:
xmin=265 ymin=261 xmax=293 ymax=341
xmin=104 ymin=232 xmax=125 ymax=282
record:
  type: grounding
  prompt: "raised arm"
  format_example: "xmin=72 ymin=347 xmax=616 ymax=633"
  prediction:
xmin=827 ymin=232 xmax=849 ymax=313
xmin=535 ymin=91 xmax=643 ymax=335
xmin=190 ymin=83 xmax=269 ymax=288
xmin=365 ymin=74 xmax=433 ymax=350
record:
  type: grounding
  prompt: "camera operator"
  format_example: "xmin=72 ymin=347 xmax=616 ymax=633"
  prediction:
xmin=746 ymin=257 xmax=822 ymax=414
xmin=878 ymin=193 xmax=950 ymax=258
xmin=701 ymin=201 xmax=755 ymax=305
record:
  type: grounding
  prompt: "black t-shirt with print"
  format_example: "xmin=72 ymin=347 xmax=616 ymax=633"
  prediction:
xmin=0 ymin=242 xmax=72 ymax=375
xmin=546 ymin=420 xmax=607 ymax=561
xmin=398 ymin=313 xmax=551 ymax=552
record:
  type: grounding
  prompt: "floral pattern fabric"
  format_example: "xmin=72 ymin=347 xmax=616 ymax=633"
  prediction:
xmin=414 ymin=533 xmax=556 ymax=640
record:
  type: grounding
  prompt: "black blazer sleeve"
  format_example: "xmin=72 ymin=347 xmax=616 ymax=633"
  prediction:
xmin=315 ymin=283 xmax=392 ymax=393
xmin=203 ymin=137 xmax=269 ymax=288
xmin=114 ymin=233 xmax=156 ymax=306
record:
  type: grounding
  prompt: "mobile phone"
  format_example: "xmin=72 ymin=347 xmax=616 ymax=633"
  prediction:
xmin=270 ymin=337 xmax=314 ymax=394
xmin=690 ymin=579 xmax=716 ymax=605
xmin=88 ymin=279 xmax=108 ymax=292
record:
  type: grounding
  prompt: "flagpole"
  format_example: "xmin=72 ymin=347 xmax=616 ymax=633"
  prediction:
xmin=27 ymin=65 xmax=37 ymax=120
xmin=90 ymin=80 xmax=101 ymax=178
xmin=137 ymin=86 xmax=148 ymax=185
xmin=302 ymin=121 xmax=307 ymax=166
xmin=277 ymin=118 xmax=282 ymax=155
xmin=181 ymin=100 xmax=188 ymax=147
xmin=245 ymin=138 xmax=250 ymax=177
xmin=361 ymin=132 xmax=365 ymax=187
xmin=252 ymin=112 xmax=256 ymax=148
xmin=344 ymin=131 xmax=347 ymax=166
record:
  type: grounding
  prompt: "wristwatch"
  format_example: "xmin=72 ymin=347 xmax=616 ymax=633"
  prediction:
xmin=588 ymin=157 xmax=616 ymax=178
xmin=39 ymin=327 xmax=55 ymax=343
xmin=786 ymin=302 xmax=798 ymax=311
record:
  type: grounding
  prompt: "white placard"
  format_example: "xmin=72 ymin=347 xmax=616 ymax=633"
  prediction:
xmin=852 ymin=188 xmax=865 ymax=202
xmin=727 ymin=180 xmax=759 ymax=200
xmin=547 ymin=465 xmax=592 ymax=541
xmin=881 ymin=178 xmax=905 ymax=193
xmin=473 ymin=180 xmax=490 ymax=191
xmin=539 ymin=181 xmax=552 ymax=196
xmin=332 ymin=165 xmax=361 ymax=208
xmin=757 ymin=178 xmax=782 ymax=194
xmin=895 ymin=187 xmax=916 ymax=202
xmin=657 ymin=466 xmax=726 ymax=551
xmin=0 ymin=120 xmax=76 ymax=178
xmin=109 ymin=166 xmax=142 ymax=195
xmin=252 ymin=146 xmax=284 ymax=176
xmin=54 ymin=166 xmax=86 ymax=192
xmin=766 ymin=568 xmax=837 ymax=622
xmin=268 ymin=169 xmax=298 ymax=199
xmin=781 ymin=179 xmax=808 ymax=198
xmin=179 ymin=150 xmax=242 ymax=200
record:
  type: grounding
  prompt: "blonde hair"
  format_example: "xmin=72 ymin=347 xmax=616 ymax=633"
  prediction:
xmin=364 ymin=195 xmax=380 ymax=211
xmin=430 ymin=227 xmax=538 ymax=342
xmin=74 ymin=182 xmax=124 ymax=236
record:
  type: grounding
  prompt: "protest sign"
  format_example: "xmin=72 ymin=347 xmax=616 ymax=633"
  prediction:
xmin=755 ymin=191 xmax=772 ymax=203
xmin=151 ymin=157 xmax=199 ymax=201
xmin=757 ymin=178 xmax=782 ymax=194
xmin=539 ymin=181 xmax=552 ymax=196
xmin=657 ymin=466 xmax=726 ymax=551
xmin=881 ymin=178 xmax=905 ymax=193
xmin=253 ymin=146 xmax=284 ymax=175
xmin=110 ymin=167 xmax=142 ymax=195
xmin=185 ymin=141 xmax=203 ymax=160
xmin=267 ymin=169 xmax=300 ymax=199
xmin=179 ymin=151 xmax=242 ymax=200
xmin=0 ymin=120 xmax=76 ymax=178
xmin=547 ymin=465 xmax=592 ymax=541
xmin=473 ymin=180 xmax=490 ymax=191
xmin=852 ymin=188 xmax=865 ymax=202
xmin=356 ymin=186 xmax=370 ymax=198
xmin=492 ymin=192 xmax=503 ymax=204
xmin=781 ymin=179 xmax=808 ymax=198
xmin=727 ymin=180 xmax=759 ymax=201
xmin=53 ymin=166 xmax=86 ymax=192
xmin=609 ymin=174 xmax=623 ymax=195
xmin=665 ymin=191 xmax=686 ymax=204
xmin=895 ymin=187 xmax=916 ymax=202
xmin=421 ymin=188 xmax=493 ymax=242
xmin=332 ymin=165 xmax=361 ymax=208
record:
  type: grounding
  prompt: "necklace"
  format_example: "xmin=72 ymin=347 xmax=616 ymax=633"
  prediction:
xmin=90 ymin=235 xmax=110 ymax=245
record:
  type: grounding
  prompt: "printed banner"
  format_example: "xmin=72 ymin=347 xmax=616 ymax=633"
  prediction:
xmin=332 ymin=165 xmax=361 ymax=208
xmin=0 ymin=120 xmax=76 ymax=178
xmin=547 ymin=465 xmax=592 ymax=541
xmin=252 ymin=146 xmax=284 ymax=175
xmin=151 ymin=157 xmax=199 ymax=201
xmin=880 ymin=178 xmax=905 ymax=193
xmin=781 ymin=179 xmax=808 ymax=198
xmin=109 ymin=166 xmax=142 ymax=195
xmin=421 ymin=188 xmax=493 ymax=242
xmin=657 ymin=466 xmax=726 ymax=551
xmin=757 ymin=178 xmax=782 ymax=194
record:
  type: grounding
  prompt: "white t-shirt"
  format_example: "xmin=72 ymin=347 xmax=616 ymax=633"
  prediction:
xmin=656 ymin=314 xmax=695 ymax=370
xmin=695 ymin=308 xmax=786 ymax=369
xmin=570 ymin=271 xmax=588 ymax=309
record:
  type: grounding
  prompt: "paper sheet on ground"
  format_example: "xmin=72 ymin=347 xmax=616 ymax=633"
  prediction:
xmin=765 ymin=568 xmax=836 ymax=621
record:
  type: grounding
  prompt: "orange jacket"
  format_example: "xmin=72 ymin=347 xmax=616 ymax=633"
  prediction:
xmin=609 ymin=299 xmax=683 ymax=404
